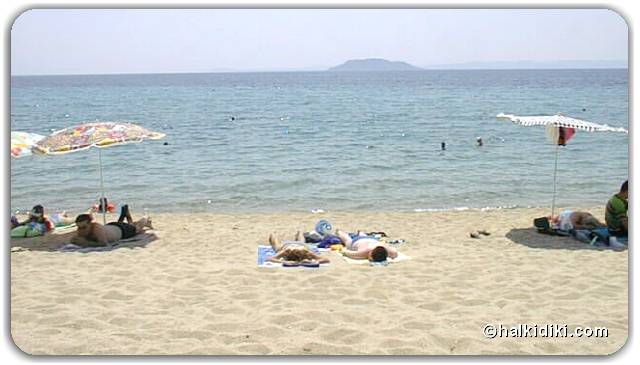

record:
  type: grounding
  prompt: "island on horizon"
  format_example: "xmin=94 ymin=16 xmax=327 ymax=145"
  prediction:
xmin=327 ymin=58 xmax=423 ymax=72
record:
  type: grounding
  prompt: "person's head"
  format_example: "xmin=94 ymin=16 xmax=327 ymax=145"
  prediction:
xmin=75 ymin=214 xmax=93 ymax=234
xmin=281 ymin=247 xmax=315 ymax=262
xmin=29 ymin=205 xmax=45 ymax=222
xmin=368 ymin=246 xmax=389 ymax=263
xmin=619 ymin=180 xmax=628 ymax=199
xmin=30 ymin=205 xmax=44 ymax=216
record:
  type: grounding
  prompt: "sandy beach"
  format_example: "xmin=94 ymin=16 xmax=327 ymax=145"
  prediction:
xmin=10 ymin=207 xmax=627 ymax=355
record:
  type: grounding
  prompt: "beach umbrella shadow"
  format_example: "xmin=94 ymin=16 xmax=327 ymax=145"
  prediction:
xmin=505 ymin=228 xmax=608 ymax=251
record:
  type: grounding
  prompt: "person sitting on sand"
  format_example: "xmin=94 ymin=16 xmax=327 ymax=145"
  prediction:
xmin=71 ymin=205 xmax=153 ymax=247
xmin=267 ymin=232 xmax=330 ymax=265
xmin=606 ymin=180 xmax=628 ymax=237
xmin=549 ymin=210 xmax=605 ymax=231
xmin=335 ymin=229 xmax=398 ymax=263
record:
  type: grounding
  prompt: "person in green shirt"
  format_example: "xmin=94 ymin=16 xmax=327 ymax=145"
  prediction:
xmin=606 ymin=180 xmax=628 ymax=236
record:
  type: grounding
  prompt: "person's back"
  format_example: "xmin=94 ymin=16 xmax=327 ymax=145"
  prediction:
xmin=606 ymin=180 xmax=628 ymax=236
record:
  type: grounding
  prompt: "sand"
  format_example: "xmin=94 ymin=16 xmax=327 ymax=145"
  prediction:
xmin=10 ymin=208 xmax=628 ymax=355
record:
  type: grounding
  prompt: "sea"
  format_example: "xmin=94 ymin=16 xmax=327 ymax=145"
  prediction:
xmin=10 ymin=69 xmax=629 ymax=214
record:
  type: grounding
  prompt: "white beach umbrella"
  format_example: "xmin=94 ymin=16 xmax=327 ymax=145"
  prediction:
xmin=496 ymin=113 xmax=628 ymax=133
xmin=497 ymin=113 xmax=628 ymax=216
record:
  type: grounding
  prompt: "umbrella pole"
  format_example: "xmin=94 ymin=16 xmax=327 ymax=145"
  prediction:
xmin=98 ymin=148 xmax=106 ymax=225
xmin=551 ymin=144 xmax=559 ymax=217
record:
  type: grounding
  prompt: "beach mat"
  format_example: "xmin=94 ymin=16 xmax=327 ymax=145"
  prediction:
xmin=257 ymin=245 xmax=329 ymax=268
xmin=340 ymin=251 xmax=412 ymax=265
xmin=11 ymin=222 xmax=77 ymax=238
xmin=58 ymin=232 xmax=157 ymax=253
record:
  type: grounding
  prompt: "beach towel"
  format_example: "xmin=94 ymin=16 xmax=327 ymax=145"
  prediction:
xmin=340 ymin=251 xmax=412 ymax=265
xmin=257 ymin=245 xmax=329 ymax=268
xmin=573 ymin=227 xmax=627 ymax=247
xmin=58 ymin=232 xmax=156 ymax=253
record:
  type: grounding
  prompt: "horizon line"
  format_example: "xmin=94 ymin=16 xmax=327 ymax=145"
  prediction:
xmin=11 ymin=67 xmax=630 ymax=78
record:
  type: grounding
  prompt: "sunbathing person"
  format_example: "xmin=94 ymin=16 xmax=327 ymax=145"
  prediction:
xmin=335 ymin=229 xmax=398 ymax=263
xmin=550 ymin=210 xmax=605 ymax=231
xmin=13 ymin=205 xmax=76 ymax=229
xmin=267 ymin=232 xmax=330 ymax=265
xmin=71 ymin=205 xmax=152 ymax=247
xmin=13 ymin=205 xmax=55 ymax=232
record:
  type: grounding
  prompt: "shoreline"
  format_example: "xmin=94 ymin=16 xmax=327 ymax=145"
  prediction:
xmin=9 ymin=203 xmax=609 ymax=216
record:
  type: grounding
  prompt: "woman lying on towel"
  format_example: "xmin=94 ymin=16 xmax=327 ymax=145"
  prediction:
xmin=71 ymin=205 xmax=153 ymax=247
xmin=549 ymin=210 xmax=606 ymax=231
xmin=10 ymin=205 xmax=67 ymax=237
xmin=335 ymin=229 xmax=398 ymax=263
xmin=268 ymin=232 xmax=330 ymax=265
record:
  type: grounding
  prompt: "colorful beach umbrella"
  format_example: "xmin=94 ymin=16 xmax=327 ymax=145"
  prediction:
xmin=11 ymin=131 xmax=44 ymax=158
xmin=497 ymin=113 xmax=628 ymax=216
xmin=33 ymin=121 xmax=165 ymax=223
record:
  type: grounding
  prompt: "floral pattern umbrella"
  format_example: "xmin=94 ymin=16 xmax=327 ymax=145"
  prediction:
xmin=11 ymin=131 xmax=45 ymax=158
xmin=33 ymin=121 xmax=165 ymax=223
xmin=33 ymin=121 xmax=165 ymax=155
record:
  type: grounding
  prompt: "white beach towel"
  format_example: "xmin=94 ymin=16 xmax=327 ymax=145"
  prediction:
xmin=340 ymin=251 xmax=412 ymax=265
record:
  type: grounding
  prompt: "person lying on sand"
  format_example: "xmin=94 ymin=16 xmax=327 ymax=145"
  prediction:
xmin=12 ymin=205 xmax=76 ymax=230
xmin=71 ymin=205 xmax=153 ymax=247
xmin=335 ymin=229 xmax=398 ymax=263
xmin=13 ymin=205 xmax=55 ymax=231
xmin=549 ymin=210 xmax=605 ymax=231
xmin=267 ymin=232 xmax=330 ymax=265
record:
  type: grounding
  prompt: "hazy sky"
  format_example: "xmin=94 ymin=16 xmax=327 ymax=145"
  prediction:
xmin=11 ymin=9 xmax=628 ymax=75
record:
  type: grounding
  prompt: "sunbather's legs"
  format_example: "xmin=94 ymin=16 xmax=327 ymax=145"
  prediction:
xmin=584 ymin=216 xmax=605 ymax=228
xmin=336 ymin=229 xmax=353 ymax=246
xmin=269 ymin=233 xmax=283 ymax=251
xmin=117 ymin=205 xmax=133 ymax=224
xmin=132 ymin=217 xmax=152 ymax=234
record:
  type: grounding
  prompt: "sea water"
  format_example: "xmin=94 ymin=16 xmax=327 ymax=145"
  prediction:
xmin=10 ymin=69 xmax=629 ymax=213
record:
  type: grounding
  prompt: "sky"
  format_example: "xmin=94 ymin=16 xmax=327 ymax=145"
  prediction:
xmin=10 ymin=8 xmax=628 ymax=75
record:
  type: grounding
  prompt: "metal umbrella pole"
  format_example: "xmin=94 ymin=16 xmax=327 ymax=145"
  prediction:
xmin=98 ymin=148 xmax=107 ymax=225
xmin=551 ymin=143 xmax=560 ymax=218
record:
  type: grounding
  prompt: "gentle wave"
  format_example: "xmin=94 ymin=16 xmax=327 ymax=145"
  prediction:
xmin=413 ymin=205 xmax=529 ymax=213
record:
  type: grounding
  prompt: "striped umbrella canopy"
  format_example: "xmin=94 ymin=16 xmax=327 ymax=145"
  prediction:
xmin=33 ymin=121 xmax=165 ymax=223
xmin=11 ymin=131 xmax=45 ymax=158
xmin=497 ymin=113 xmax=628 ymax=133
xmin=497 ymin=113 xmax=628 ymax=216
